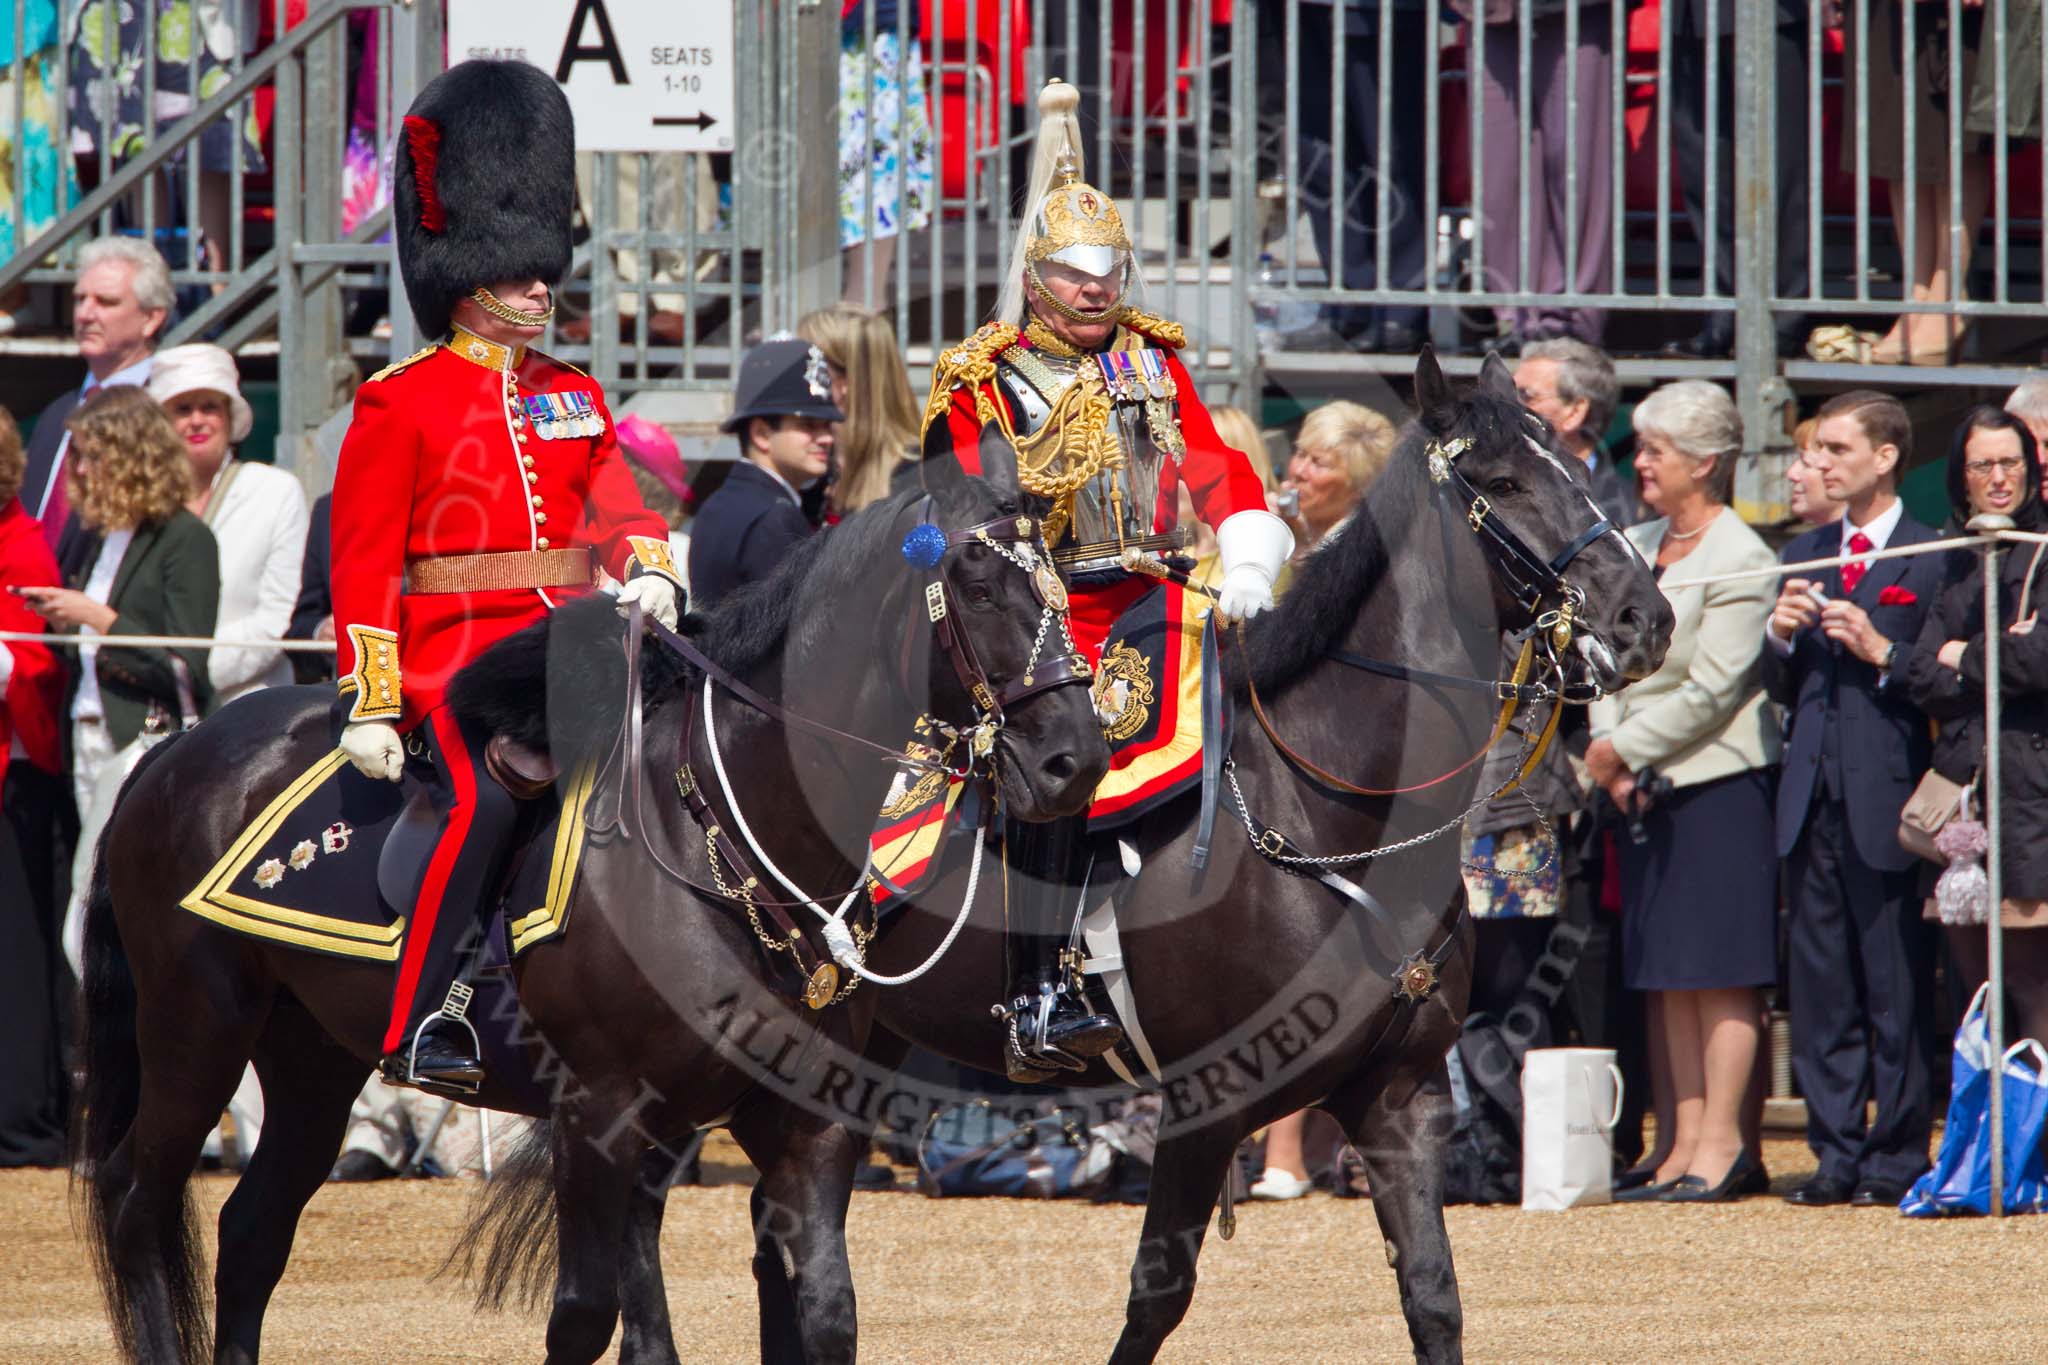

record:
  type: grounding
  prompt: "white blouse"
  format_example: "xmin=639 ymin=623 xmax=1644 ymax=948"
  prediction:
xmin=204 ymin=461 xmax=309 ymax=707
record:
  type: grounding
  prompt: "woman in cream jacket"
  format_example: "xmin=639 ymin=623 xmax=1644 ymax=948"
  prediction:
xmin=1586 ymin=380 xmax=1781 ymax=1204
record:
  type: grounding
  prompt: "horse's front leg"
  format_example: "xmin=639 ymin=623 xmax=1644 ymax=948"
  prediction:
xmin=1106 ymin=1124 xmax=1242 ymax=1365
xmin=728 ymin=1101 xmax=861 ymax=1365
xmin=1345 ymin=1057 xmax=1464 ymax=1365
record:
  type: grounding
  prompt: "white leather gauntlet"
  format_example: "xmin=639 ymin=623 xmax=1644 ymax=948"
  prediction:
xmin=340 ymin=720 xmax=404 ymax=783
xmin=1213 ymin=510 xmax=1296 ymax=620
xmin=615 ymin=574 xmax=681 ymax=631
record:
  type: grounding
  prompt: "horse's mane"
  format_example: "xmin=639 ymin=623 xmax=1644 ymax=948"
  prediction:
xmin=681 ymin=483 xmax=928 ymax=676
xmin=448 ymin=480 xmax=1011 ymax=758
xmin=1235 ymin=388 xmax=1530 ymax=694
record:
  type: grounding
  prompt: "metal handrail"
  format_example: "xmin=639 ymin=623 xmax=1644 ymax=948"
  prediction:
xmin=0 ymin=0 xmax=374 ymax=298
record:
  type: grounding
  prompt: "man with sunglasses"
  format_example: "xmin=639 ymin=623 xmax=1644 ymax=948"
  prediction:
xmin=920 ymin=80 xmax=1292 ymax=1080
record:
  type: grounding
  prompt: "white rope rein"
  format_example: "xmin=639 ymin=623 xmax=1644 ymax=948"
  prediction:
xmin=699 ymin=678 xmax=983 ymax=987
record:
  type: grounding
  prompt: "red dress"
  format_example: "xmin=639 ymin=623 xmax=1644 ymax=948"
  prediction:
xmin=919 ymin=313 xmax=1267 ymax=663
xmin=328 ymin=328 xmax=675 ymax=728
xmin=0 ymin=498 xmax=63 ymax=787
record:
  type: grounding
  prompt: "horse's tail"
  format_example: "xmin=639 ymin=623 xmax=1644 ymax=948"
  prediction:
xmin=71 ymin=730 xmax=210 ymax=1363
xmin=444 ymin=1117 xmax=561 ymax=1313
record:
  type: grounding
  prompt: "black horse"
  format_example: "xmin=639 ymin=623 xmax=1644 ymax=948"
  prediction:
xmin=72 ymin=452 xmax=1110 ymax=1364
xmin=461 ymin=351 xmax=1673 ymax=1362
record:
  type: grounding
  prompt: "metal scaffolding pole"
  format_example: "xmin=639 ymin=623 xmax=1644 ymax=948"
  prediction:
xmin=1971 ymin=512 xmax=2012 ymax=1217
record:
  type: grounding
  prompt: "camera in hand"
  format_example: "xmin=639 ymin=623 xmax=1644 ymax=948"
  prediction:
xmin=1620 ymin=768 xmax=1675 ymax=846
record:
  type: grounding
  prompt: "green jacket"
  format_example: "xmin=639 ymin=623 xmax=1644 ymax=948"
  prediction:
xmin=66 ymin=509 xmax=221 ymax=750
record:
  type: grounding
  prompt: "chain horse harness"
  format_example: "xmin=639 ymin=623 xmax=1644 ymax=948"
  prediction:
xmin=613 ymin=504 xmax=1093 ymax=1011
xmin=1217 ymin=431 xmax=1621 ymax=1006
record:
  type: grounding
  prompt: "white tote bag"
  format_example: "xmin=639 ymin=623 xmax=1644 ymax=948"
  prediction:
xmin=1520 ymin=1047 xmax=1625 ymax=1210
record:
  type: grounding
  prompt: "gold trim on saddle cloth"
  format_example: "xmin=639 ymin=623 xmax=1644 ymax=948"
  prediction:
xmin=1091 ymin=582 xmax=1206 ymax=815
xmin=178 ymin=750 xmax=407 ymax=961
xmin=176 ymin=754 xmax=599 ymax=961
xmin=506 ymin=760 xmax=599 ymax=953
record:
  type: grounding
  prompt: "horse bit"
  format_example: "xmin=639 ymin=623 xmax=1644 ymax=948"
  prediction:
xmin=632 ymin=508 xmax=1095 ymax=1010
xmin=1228 ymin=432 xmax=1621 ymax=875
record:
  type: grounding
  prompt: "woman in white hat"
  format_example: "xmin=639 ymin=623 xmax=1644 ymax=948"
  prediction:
xmin=148 ymin=343 xmax=310 ymax=709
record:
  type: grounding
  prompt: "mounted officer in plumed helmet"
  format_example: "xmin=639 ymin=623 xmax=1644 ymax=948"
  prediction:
xmin=328 ymin=59 xmax=684 ymax=1096
xmin=920 ymin=79 xmax=1295 ymax=1081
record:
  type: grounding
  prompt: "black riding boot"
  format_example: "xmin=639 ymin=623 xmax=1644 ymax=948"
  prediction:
xmin=999 ymin=816 xmax=1122 ymax=1082
xmin=378 ymin=708 xmax=518 ymax=1098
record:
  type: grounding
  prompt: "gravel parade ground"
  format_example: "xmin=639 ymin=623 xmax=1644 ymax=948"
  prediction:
xmin=6 ymin=1134 xmax=2043 ymax=1362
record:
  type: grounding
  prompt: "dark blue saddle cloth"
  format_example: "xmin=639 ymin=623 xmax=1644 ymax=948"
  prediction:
xmin=178 ymin=748 xmax=595 ymax=964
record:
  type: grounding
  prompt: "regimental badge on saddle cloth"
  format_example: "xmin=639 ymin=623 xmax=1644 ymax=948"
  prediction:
xmin=524 ymin=389 xmax=606 ymax=441
xmin=867 ymin=718 xmax=969 ymax=907
xmin=1094 ymin=348 xmax=1186 ymax=460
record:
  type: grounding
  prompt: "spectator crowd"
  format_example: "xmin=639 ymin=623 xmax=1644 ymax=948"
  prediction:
xmin=8 ymin=234 xmax=2048 ymax=1209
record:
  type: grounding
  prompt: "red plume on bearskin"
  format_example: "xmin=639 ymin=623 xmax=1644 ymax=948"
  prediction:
xmin=392 ymin=60 xmax=575 ymax=338
xmin=402 ymin=115 xmax=444 ymax=233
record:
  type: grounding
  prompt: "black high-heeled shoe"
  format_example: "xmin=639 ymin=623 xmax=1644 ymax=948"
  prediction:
xmin=1613 ymin=1164 xmax=1662 ymax=1193
xmin=1660 ymin=1149 xmax=1763 ymax=1204
xmin=1614 ymin=1175 xmax=1683 ymax=1202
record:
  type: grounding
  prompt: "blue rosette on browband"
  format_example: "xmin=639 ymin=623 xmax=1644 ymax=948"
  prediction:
xmin=902 ymin=523 xmax=947 ymax=569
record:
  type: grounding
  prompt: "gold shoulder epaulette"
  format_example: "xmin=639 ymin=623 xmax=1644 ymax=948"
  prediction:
xmin=531 ymin=348 xmax=592 ymax=380
xmin=366 ymin=345 xmax=438 ymax=384
xmin=1117 ymin=309 xmax=1186 ymax=349
xmin=922 ymin=321 xmax=1020 ymax=437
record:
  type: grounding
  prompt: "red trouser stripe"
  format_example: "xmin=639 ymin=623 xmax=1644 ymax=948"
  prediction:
xmin=382 ymin=707 xmax=479 ymax=1054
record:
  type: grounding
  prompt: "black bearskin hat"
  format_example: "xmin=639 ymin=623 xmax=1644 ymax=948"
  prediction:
xmin=394 ymin=60 xmax=575 ymax=340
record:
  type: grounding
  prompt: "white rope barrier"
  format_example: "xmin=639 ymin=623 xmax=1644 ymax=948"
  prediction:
xmin=0 ymin=630 xmax=336 ymax=652
xmin=1658 ymin=527 xmax=2048 ymax=592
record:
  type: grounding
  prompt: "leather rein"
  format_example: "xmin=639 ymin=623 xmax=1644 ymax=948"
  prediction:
xmin=1239 ymin=433 xmax=1615 ymax=802
xmin=600 ymin=507 xmax=1093 ymax=1007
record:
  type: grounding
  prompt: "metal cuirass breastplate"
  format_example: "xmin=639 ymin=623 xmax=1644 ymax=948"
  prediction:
xmin=995 ymin=346 xmax=1179 ymax=556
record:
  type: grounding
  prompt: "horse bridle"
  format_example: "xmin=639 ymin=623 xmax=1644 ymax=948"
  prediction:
xmin=912 ymin=507 xmax=1095 ymax=758
xmin=1425 ymin=434 xmax=1617 ymax=655
xmin=614 ymin=501 xmax=1096 ymax=1008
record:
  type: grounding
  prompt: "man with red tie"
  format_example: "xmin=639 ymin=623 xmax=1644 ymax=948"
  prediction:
xmin=329 ymin=60 xmax=682 ymax=1095
xmin=1763 ymin=390 xmax=1946 ymax=1209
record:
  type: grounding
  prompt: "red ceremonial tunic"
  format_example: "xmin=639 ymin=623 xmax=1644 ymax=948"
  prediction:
xmin=920 ymin=316 xmax=1268 ymax=662
xmin=329 ymin=328 xmax=673 ymax=729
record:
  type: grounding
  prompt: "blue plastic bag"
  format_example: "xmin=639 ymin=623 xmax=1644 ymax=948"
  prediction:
xmin=1902 ymin=984 xmax=2048 ymax=1216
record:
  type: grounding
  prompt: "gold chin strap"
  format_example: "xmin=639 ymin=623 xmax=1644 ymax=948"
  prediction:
xmin=1025 ymin=260 xmax=1129 ymax=324
xmin=469 ymin=285 xmax=556 ymax=326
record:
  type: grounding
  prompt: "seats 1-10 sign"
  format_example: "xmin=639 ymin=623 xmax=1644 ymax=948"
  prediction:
xmin=446 ymin=0 xmax=735 ymax=153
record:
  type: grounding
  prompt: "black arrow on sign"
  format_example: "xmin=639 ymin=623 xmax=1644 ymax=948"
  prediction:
xmin=653 ymin=112 xmax=717 ymax=130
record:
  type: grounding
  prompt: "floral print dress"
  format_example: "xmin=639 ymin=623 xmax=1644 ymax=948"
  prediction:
xmin=67 ymin=0 xmax=265 ymax=176
xmin=838 ymin=29 xmax=934 ymax=249
xmin=1 ymin=0 xmax=77 ymax=251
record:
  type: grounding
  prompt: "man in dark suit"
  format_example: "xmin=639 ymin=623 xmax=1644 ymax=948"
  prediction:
xmin=21 ymin=238 xmax=172 ymax=551
xmin=1763 ymin=390 xmax=1947 ymax=1208
xmin=688 ymin=339 xmax=841 ymax=608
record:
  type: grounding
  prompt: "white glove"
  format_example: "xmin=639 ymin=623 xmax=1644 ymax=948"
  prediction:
xmin=1212 ymin=509 xmax=1296 ymax=621
xmin=340 ymin=720 xmax=404 ymax=783
xmin=615 ymin=573 xmax=680 ymax=631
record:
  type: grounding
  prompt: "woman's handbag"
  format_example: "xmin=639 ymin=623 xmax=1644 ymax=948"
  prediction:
xmin=1900 ymin=770 xmax=1974 ymax=864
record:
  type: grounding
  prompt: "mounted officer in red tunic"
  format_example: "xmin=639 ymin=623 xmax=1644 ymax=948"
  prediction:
xmin=329 ymin=60 xmax=683 ymax=1096
xmin=921 ymin=79 xmax=1294 ymax=1080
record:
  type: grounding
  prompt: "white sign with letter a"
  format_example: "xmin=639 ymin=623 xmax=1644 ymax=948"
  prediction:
xmin=446 ymin=0 xmax=736 ymax=153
